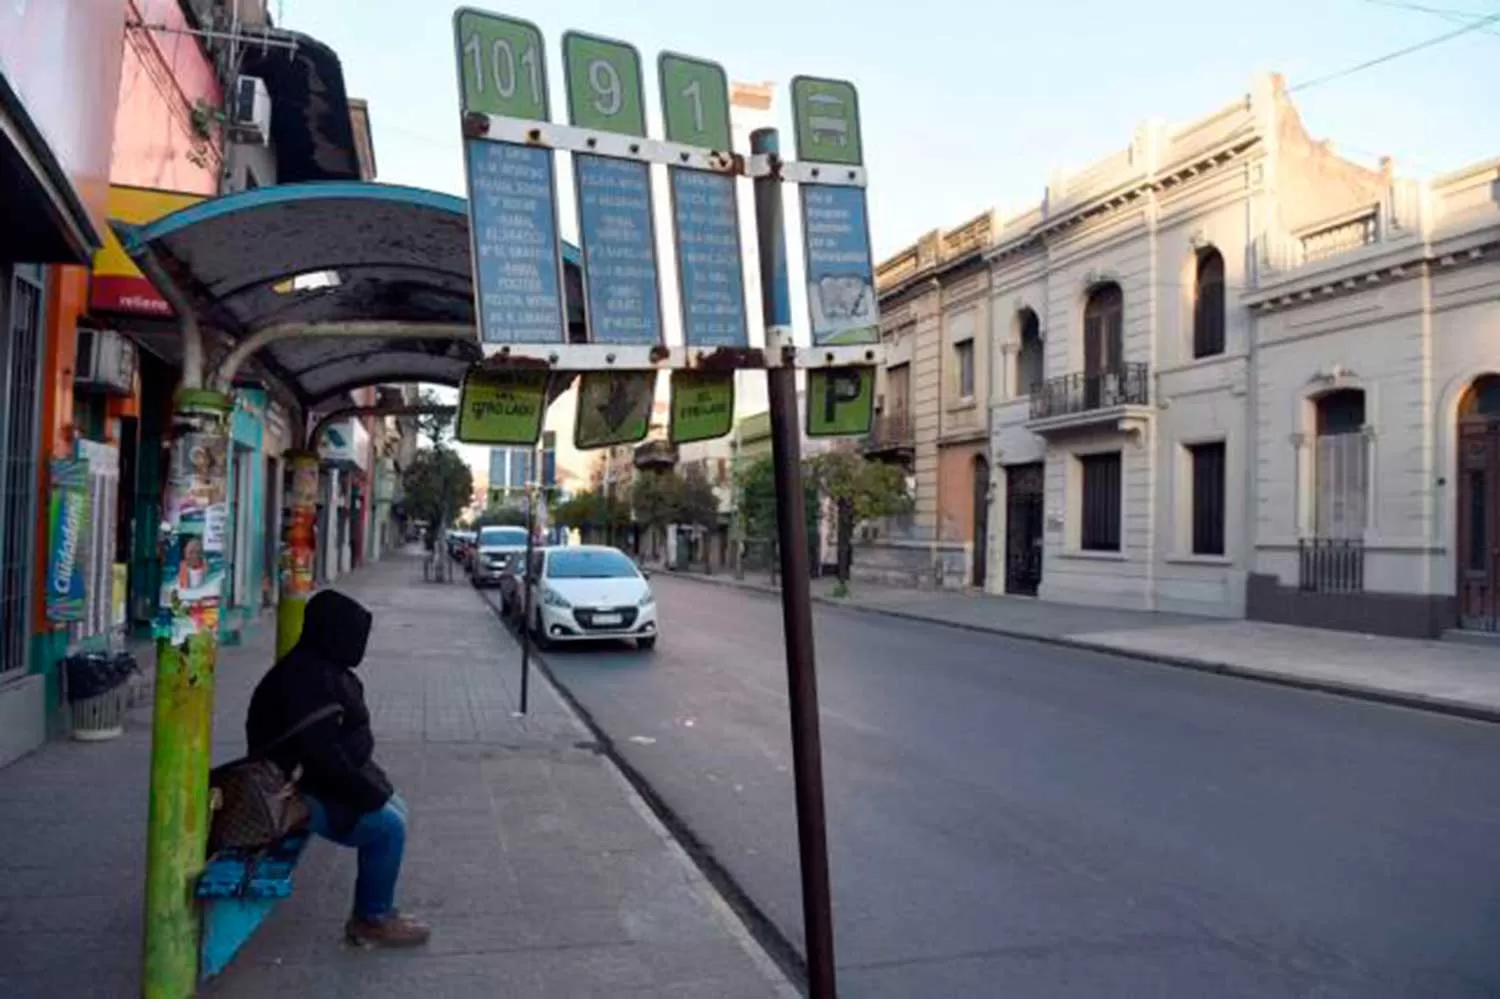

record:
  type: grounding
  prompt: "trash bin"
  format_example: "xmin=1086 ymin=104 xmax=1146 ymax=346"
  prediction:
xmin=64 ymin=651 xmax=136 ymax=741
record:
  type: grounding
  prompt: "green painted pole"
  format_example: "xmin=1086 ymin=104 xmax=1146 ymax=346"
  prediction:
xmin=276 ymin=449 xmax=320 ymax=658
xmin=142 ymin=387 xmax=232 ymax=998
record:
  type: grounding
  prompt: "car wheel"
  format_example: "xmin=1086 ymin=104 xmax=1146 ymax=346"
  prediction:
xmin=530 ymin=612 xmax=554 ymax=651
xmin=636 ymin=636 xmax=657 ymax=651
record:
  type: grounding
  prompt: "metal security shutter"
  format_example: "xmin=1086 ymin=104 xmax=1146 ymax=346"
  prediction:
xmin=0 ymin=266 xmax=45 ymax=676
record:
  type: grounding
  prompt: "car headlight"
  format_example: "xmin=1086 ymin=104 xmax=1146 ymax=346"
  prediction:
xmin=638 ymin=590 xmax=656 ymax=607
xmin=542 ymin=586 xmax=571 ymax=608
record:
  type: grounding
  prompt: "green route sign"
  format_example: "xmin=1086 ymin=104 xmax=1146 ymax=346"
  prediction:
xmin=806 ymin=367 xmax=875 ymax=438
xmin=562 ymin=31 xmax=647 ymax=135
xmin=455 ymin=369 xmax=548 ymax=445
xmin=658 ymin=53 xmax=731 ymax=149
xmin=454 ymin=9 xmax=549 ymax=119
xmin=575 ymin=371 xmax=655 ymax=449
xmin=791 ymin=76 xmax=863 ymax=167
xmin=669 ymin=371 xmax=734 ymax=445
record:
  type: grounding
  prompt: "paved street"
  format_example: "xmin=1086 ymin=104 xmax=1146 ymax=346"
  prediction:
xmin=507 ymin=575 xmax=1500 ymax=998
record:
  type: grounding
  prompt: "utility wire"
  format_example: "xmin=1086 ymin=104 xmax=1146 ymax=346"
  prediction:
xmin=1355 ymin=0 xmax=1500 ymax=35
xmin=1291 ymin=11 xmax=1500 ymax=92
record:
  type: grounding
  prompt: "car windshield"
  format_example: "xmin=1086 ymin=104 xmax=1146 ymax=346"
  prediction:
xmin=546 ymin=549 xmax=640 ymax=580
xmin=479 ymin=527 xmax=527 ymax=548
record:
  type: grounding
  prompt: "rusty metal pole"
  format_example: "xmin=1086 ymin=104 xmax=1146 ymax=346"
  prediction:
xmin=751 ymin=126 xmax=838 ymax=998
xmin=142 ymin=387 xmax=232 ymax=997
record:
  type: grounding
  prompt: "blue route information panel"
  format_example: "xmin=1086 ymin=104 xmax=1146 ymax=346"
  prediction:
xmin=800 ymin=184 xmax=879 ymax=347
xmin=464 ymin=140 xmax=566 ymax=345
xmin=669 ymin=169 xmax=748 ymax=349
xmin=575 ymin=154 xmax=663 ymax=346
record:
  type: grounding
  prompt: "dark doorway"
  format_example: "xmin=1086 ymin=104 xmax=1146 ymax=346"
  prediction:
xmin=972 ymin=454 xmax=990 ymax=588
xmin=1458 ymin=376 xmax=1500 ymax=631
xmin=1004 ymin=463 xmax=1045 ymax=596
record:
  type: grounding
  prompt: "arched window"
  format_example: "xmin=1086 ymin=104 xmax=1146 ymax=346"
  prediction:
xmin=1083 ymin=283 xmax=1123 ymax=375
xmin=1015 ymin=309 xmax=1043 ymax=396
xmin=1314 ymin=389 xmax=1367 ymax=539
xmin=1459 ymin=375 xmax=1500 ymax=420
xmin=1193 ymin=248 xmax=1225 ymax=358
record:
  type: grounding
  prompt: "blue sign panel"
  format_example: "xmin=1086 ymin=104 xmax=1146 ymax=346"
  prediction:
xmin=800 ymin=184 xmax=879 ymax=346
xmin=670 ymin=169 xmax=748 ymax=349
xmin=464 ymin=140 xmax=566 ymax=345
xmin=574 ymin=154 xmax=663 ymax=346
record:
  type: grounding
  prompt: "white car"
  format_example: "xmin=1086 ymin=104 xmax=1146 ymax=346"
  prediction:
xmin=526 ymin=546 xmax=657 ymax=650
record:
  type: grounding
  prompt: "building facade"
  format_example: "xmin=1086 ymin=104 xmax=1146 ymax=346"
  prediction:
xmin=867 ymin=213 xmax=997 ymax=588
xmin=1244 ymin=156 xmax=1500 ymax=638
xmin=976 ymin=73 xmax=1498 ymax=631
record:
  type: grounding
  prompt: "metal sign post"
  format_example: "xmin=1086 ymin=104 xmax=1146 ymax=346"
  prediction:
xmin=752 ymin=126 xmax=839 ymax=998
xmin=452 ymin=14 xmax=885 ymax=993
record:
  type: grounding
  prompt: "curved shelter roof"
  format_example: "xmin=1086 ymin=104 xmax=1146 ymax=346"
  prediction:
xmin=115 ymin=181 xmax=584 ymax=407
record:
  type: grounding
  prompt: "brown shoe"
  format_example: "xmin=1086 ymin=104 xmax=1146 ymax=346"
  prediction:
xmin=345 ymin=911 xmax=431 ymax=949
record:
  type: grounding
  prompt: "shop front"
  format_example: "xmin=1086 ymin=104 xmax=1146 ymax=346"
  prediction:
xmin=1 ymin=0 xmax=128 ymax=764
xmin=316 ymin=418 xmax=370 ymax=583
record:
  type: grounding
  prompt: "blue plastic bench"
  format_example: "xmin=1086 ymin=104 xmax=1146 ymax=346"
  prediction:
xmin=196 ymin=832 xmax=309 ymax=983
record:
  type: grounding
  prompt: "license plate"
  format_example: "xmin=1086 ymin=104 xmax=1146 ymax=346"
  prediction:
xmin=592 ymin=613 xmax=622 ymax=626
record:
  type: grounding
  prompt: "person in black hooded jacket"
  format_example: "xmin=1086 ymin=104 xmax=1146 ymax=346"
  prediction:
xmin=246 ymin=588 xmax=430 ymax=948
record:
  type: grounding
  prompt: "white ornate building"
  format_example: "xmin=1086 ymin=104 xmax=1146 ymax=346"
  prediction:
xmin=980 ymin=73 xmax=1499 ymax=636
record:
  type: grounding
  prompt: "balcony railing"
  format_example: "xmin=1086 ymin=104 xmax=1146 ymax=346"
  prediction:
xmin=865 ymin=410 xmax=915 ymax=451
xmin=1029 ymin=363 xmax=1150 ymax=421
xmin=1298 ymin=537 xmax=1364 ymax=593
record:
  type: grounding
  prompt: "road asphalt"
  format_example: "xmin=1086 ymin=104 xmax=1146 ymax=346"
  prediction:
xmin=489 ymin=575 xmax=1500 ymax=998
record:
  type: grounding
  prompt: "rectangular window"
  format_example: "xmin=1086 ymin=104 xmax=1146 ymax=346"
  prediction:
xmin=1079 ymin=451 xmax=1122 ymax=552
xmin=954 ymin=340 xmax=975 ymax=399
xmin=1189 ymin=441 xmax=1226 ymax=555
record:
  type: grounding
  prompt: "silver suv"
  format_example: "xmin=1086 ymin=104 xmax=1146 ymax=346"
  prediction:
xmin=470 ymin=526 xmax=529 ymax=588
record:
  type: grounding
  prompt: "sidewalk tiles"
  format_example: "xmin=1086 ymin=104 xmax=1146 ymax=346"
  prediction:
xmin=0 ymin=555 xmax=795 ymax=999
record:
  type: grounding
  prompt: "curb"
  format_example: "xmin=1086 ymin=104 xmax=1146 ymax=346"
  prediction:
xmin=470 ymin=585 xmax=809 ymax=997
xmin=667 ymin=571 xmax=1500 ymax=727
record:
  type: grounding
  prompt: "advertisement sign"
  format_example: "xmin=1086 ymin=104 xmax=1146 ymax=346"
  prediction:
xmin=158 ymin=426 xmax=228 ymax=643
xmin=90 ymin=185 xmax=206 ymax=315
xmin=45 ymin=456 xmax=90 ymax=622
xmin=317 ymin=419 xmax=372 ymax=470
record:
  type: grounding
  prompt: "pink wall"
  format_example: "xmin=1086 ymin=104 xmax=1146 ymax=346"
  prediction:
xmin=109 ymin=0 xmax=223 ymax=194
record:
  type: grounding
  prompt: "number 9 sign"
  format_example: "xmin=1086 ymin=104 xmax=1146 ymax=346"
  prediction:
xmin=562 ymin=31 xmax=646 ymax=137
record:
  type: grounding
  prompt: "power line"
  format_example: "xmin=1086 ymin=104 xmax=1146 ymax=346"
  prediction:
xmin=1355 ymin=0 xmax=1500 ymax=36
xmin=1291 ymin=11 xmax=1500 ymax=92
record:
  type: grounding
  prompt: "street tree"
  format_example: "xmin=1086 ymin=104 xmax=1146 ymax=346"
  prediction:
xmin=734 ymin=453 xmax=819 ymax=573
xmin=416 ymin=387 xmax=455 ymax=449
xmin=675 ymin=465 xmax=721 ymax=531
xmin=808 ymin=450 xmax=913 ymax=586
xmin=474 ymin=503 xmax=527 ymax=528
xmin=401 ymin=446 xmax=473 ymax=532
xmin=554 ymin=488 xmax=631 ymax=543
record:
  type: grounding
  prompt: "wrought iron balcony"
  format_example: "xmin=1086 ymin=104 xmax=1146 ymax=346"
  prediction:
xmin=1026 ymin=363 xmax=1151 ymax=434
xmin=1298 ymin=537 xmax=1364 ymax=594
xmin=864 ymin=410 xmax=915 ymax=454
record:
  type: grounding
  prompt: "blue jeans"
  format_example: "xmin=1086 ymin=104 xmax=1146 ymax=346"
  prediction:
xmin=307 ymin=794 xmax=407 ymax=921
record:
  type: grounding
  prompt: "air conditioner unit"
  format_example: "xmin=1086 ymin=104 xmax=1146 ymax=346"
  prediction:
xmin=229 ymin=75 xmax=271 ymax=145
xmin=75 ymin=328 xmax=137 ymax=396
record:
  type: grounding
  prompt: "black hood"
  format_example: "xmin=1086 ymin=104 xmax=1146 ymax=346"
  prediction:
xmin=297 ymin=589 xmax=373 ymax=669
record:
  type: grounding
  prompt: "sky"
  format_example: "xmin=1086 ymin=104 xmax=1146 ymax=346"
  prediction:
xmin=277 ymin=0 xmax=1499 ymax=479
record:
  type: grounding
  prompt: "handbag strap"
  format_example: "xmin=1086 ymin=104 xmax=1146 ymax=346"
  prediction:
xmin=252 ymin=703 xmax=343 ymax=760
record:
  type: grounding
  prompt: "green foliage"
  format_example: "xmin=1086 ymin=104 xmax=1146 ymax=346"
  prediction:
xmin=401 ymin=446 xmax=473 ymax=529
xmin=475 ymin=503 xmax=528 ymax=528
xmin=733 ymin=452 xmax=818 ymax=564
xmin=807 ymin=451 xmax=913 ymax=522
xmin=808 ymin=450 xmax=913 ymax=583
xmin=416 ymin=387 xmax=455 ymax=449
xmin=553 ymin=489 xmax=631 ymax=531
xmin=630 ymin=470 xmax=677 ymax=529
xmin=675 ymin=465 xmax=721 ymax=530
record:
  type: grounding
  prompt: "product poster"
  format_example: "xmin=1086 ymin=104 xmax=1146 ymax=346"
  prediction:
xmin=45 ymin=456 xmax=90 ymax=622
xmin=156 ymin=427 xmax=228 ymax=643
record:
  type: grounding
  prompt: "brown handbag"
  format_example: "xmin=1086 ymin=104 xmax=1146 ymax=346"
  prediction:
xmin=208 ymin=704 xmax=343 ymax=854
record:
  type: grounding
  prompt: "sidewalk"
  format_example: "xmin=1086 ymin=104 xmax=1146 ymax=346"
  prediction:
xmin=0 ymin=554 xmax=793 ymax=999
xmin=672 ymin=568 xmax=1500 ymax=722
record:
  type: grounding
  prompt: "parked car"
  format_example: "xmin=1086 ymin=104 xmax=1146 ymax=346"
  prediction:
xmin=525 ymin=545 xmax=657 ymax=650
xmin=471 ymin=525 xmax=530 ymax=588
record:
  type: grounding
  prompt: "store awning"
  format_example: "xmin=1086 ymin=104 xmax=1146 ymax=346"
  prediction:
xmin=114 ymin=181 xmax=585 ymax=407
